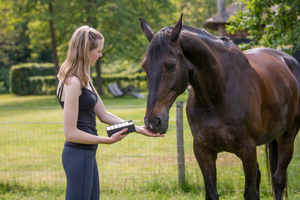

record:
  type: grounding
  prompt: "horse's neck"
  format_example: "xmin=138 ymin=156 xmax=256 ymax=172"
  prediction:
xmin=180 ymin=30 xmax=227 ymax=108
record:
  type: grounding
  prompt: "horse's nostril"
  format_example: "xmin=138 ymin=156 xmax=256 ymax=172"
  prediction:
xmin=154 ymin=117 xmax=161 ymax=129
xmin=144 ymin=115 xmax=162 ymax=132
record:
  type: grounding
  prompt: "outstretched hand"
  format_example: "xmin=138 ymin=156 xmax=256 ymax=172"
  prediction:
xmin=135 ymin=125 xmax=164 ymax=137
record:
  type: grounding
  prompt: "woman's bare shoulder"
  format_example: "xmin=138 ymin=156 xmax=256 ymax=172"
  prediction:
xmin=65 ymin=75 xmax=81 ymax=87
xmin=63 ymin=76 xmax=82 ymax=97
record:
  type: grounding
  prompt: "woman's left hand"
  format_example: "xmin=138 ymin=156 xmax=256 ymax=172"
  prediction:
xmin=135 ymin=125 xmax=164 ymax=137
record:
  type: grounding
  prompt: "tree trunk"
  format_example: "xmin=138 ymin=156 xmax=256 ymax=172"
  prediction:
xmin=95 ymin=58 xmax=104 ymax=94
xmin=48 ymin=3 xmax=59 ymax=86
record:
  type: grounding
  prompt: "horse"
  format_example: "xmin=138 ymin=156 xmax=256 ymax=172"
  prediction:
xmin=139 ymin=14 xmax=300 ymax=200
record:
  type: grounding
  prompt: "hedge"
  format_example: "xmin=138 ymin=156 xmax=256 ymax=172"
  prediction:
xmin=10 ymin=63 xmax=147 ymax=95
xmin=96 ymin=73 xmax=147 ymax=92
xmin=10 ymin=63 xmax=55 ymax=95
xmin=28 ymin=76 xmax=57 ymax=95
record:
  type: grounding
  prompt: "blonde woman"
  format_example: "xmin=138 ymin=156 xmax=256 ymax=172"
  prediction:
xmin=56 ymin=26 xmax=163 ymax=200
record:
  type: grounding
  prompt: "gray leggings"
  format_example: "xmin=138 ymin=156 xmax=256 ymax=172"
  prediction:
xmin=62 ymin=146 xmax=99 ymax=200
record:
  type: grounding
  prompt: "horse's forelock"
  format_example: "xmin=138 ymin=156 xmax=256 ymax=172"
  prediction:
xmin=145 ymin=27 xmax=173 ymax=60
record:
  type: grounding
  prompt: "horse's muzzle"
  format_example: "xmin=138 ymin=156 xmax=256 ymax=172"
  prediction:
xmin=144 ymin=115 xmax=168 ymax=134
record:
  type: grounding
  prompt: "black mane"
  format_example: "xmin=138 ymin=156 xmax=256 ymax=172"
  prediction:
xmin=145 ymin=25 xmax=232 ymax=60
xmin=182 ymin=25 xmax=232 ymax=43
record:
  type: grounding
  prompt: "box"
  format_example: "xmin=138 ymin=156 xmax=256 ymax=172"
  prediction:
xmin=106 ymin=120 xmax=135 ymax=137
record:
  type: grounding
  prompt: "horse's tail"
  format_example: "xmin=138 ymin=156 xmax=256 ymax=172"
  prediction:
xmin=265 ymin=140 xmax=278 ymax=193
xmin=265 ymin=139 xmax=288 ymax=198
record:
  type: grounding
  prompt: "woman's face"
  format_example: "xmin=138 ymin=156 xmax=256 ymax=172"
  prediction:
xmin=90 ymin=39 xmax=104 ymax=66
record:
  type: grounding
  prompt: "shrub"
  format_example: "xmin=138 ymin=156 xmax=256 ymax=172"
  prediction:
xmin=10 ymin=63 xmax=55 ymax=95
xmin=28 ymin=76 xmax=56 ymax=95
xmin=93 ymin=72 xmax=147 ymax=93
xmin=9 ymin=62 xmax=147 ymax=95
xmin=0 ymin=65 xmax=10 ymax=94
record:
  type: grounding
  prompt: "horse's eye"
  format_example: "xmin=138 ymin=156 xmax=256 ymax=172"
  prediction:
xmin=166 ymin=63 xmax=176 ymax=72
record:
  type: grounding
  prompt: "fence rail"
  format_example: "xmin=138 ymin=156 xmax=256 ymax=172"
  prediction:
xmin=1 ymin=102 xmax=300 ymax=193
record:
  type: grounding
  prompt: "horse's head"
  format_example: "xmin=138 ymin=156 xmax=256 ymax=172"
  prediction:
xmin=139 ymin=14 xmax=191 ymax=134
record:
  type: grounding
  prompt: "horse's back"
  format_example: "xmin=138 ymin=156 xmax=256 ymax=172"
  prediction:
xmin=244 ymin=48 xmax=300 ymax=94
xmin=243 ymin=48 xmax=300 ymax=144
xmin=244 ymin=48 xmax=300 ymax=81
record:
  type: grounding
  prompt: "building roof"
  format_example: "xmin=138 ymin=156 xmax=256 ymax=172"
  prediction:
xmin=203 ymin=2 xmax=243 ymax=31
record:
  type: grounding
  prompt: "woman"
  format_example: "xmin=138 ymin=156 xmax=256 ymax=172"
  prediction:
xmin=56 ymin=26 xmax=163 ymax=200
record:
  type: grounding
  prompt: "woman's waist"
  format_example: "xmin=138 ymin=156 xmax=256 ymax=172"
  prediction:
xmin=64 ymin=141 xmax=98 ymax=150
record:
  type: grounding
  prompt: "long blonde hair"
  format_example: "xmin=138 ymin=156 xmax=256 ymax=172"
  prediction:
xmin=57 ymin=26 xmax=104 ymax=87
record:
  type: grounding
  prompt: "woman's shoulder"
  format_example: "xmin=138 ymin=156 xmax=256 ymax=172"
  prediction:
xmin=65 ymin=75 xmax=81 ymax=87
xmin=64 ymin=75 xmax=82 ymax=96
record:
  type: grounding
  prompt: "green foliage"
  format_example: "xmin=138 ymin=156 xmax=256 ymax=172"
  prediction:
xmin=0 ymin=0 xmax=223 ymax=66
xmin=93 ymin=0 xmax=176 ymax=62
xmin=94 ymin=72 xmax=147 ymax=93
xmin=0 ymin=2 xmax=32 ymax=93
xmin=227 ymin=0 xmax=300 ymax=54
xmin=176 ymin=0 xmax=234 ymax=29
xmin=100 ymin=73 xmax=146 ymax=83
xmin=0 ymin=1 xmax=31 ymax=64
xmin=0 ymin=65 xmax=10 ymax=94
xmin=1 ymin=0 xmax=250 ymax=94
xmin=9 ymin=61 xmax=146 ymax=95
xmin=9 ymin=63 xmax=55 ymax=95
xmin=29 ymin=76 xmax=56 ymax=95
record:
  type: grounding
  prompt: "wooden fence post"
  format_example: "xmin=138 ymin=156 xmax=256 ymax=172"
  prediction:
xmin=176 ymin=101 xmax=185 ymax=187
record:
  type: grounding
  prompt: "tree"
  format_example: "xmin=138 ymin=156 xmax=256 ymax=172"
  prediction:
xmin=226 ymin=0 xmax=300 ymax=53
xmin=85 ymin=0 xmax=176 ymax=94
xmin=0 ymin=1 xmax=32 ymax=93
xmin=48 ymin=2 xmax=59 ymax=85
xmin=174 ymin=0 xmax=234 ymax=33
xmin=55 ymin=0 xmax=176 ymax=94
xmin=3 ymin=0 xmax=227 ymax=94
xmin=6 ymin=0 xmax=64 ymax=85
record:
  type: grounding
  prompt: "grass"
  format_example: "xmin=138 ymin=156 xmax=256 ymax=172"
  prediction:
xmin=1 ymin=93 xmax=300 ymax=199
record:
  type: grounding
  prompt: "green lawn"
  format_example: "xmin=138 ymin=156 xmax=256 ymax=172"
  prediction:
xmin=1 ymin=93 xmax=300 ymax=200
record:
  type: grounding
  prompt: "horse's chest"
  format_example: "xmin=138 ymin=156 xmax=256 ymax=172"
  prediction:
xmin=187 ymin=111 xmax=237 ymax=152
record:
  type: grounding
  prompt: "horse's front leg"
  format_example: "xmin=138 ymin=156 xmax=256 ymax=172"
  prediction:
xmin=193 ymin=139 xmax=218 ymax=200
xmin=238 ymin=139 xmax=260 ymax=200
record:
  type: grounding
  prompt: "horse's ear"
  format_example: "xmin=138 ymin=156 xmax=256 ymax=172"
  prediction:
xmin=139 ymin=18 xmax=154 ymax=42
xmin=170 ymin=13 xmax=183 ymax=42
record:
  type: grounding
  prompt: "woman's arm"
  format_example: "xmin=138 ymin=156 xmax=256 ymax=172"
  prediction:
xmin=89 ymin=82 xmax=127 ymax=124
xmin=91 ymin=83 xmax=164 ymax=137
xmin=63 ymin=76 xmax=127 ymax=144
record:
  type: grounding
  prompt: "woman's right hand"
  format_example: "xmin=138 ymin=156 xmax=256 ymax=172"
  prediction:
xmin=107 ymin=128 xmax=128 ymax=144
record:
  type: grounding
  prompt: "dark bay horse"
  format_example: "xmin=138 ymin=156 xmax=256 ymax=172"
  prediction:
xmin=139 ymin=14 xmax=300 ymax=200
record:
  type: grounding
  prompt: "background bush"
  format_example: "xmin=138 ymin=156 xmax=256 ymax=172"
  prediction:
xmin=28 ymin=76 xmax=56 ymax=95
xmin=10 ymin=63 xmax=147 ymax=95
xmin=9 ymin=63 xmax=55 ymax=95
xmin=0 ymin=65 xmax=10 ymax=94
xmin=95 ymin=73 xmax=147 ymax=93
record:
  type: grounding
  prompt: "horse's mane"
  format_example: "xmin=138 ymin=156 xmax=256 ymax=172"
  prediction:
xmin=145 ymin=25 xmax=232 ymax=60
xmin=182 ymin=25 xmax=232 ymax=43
